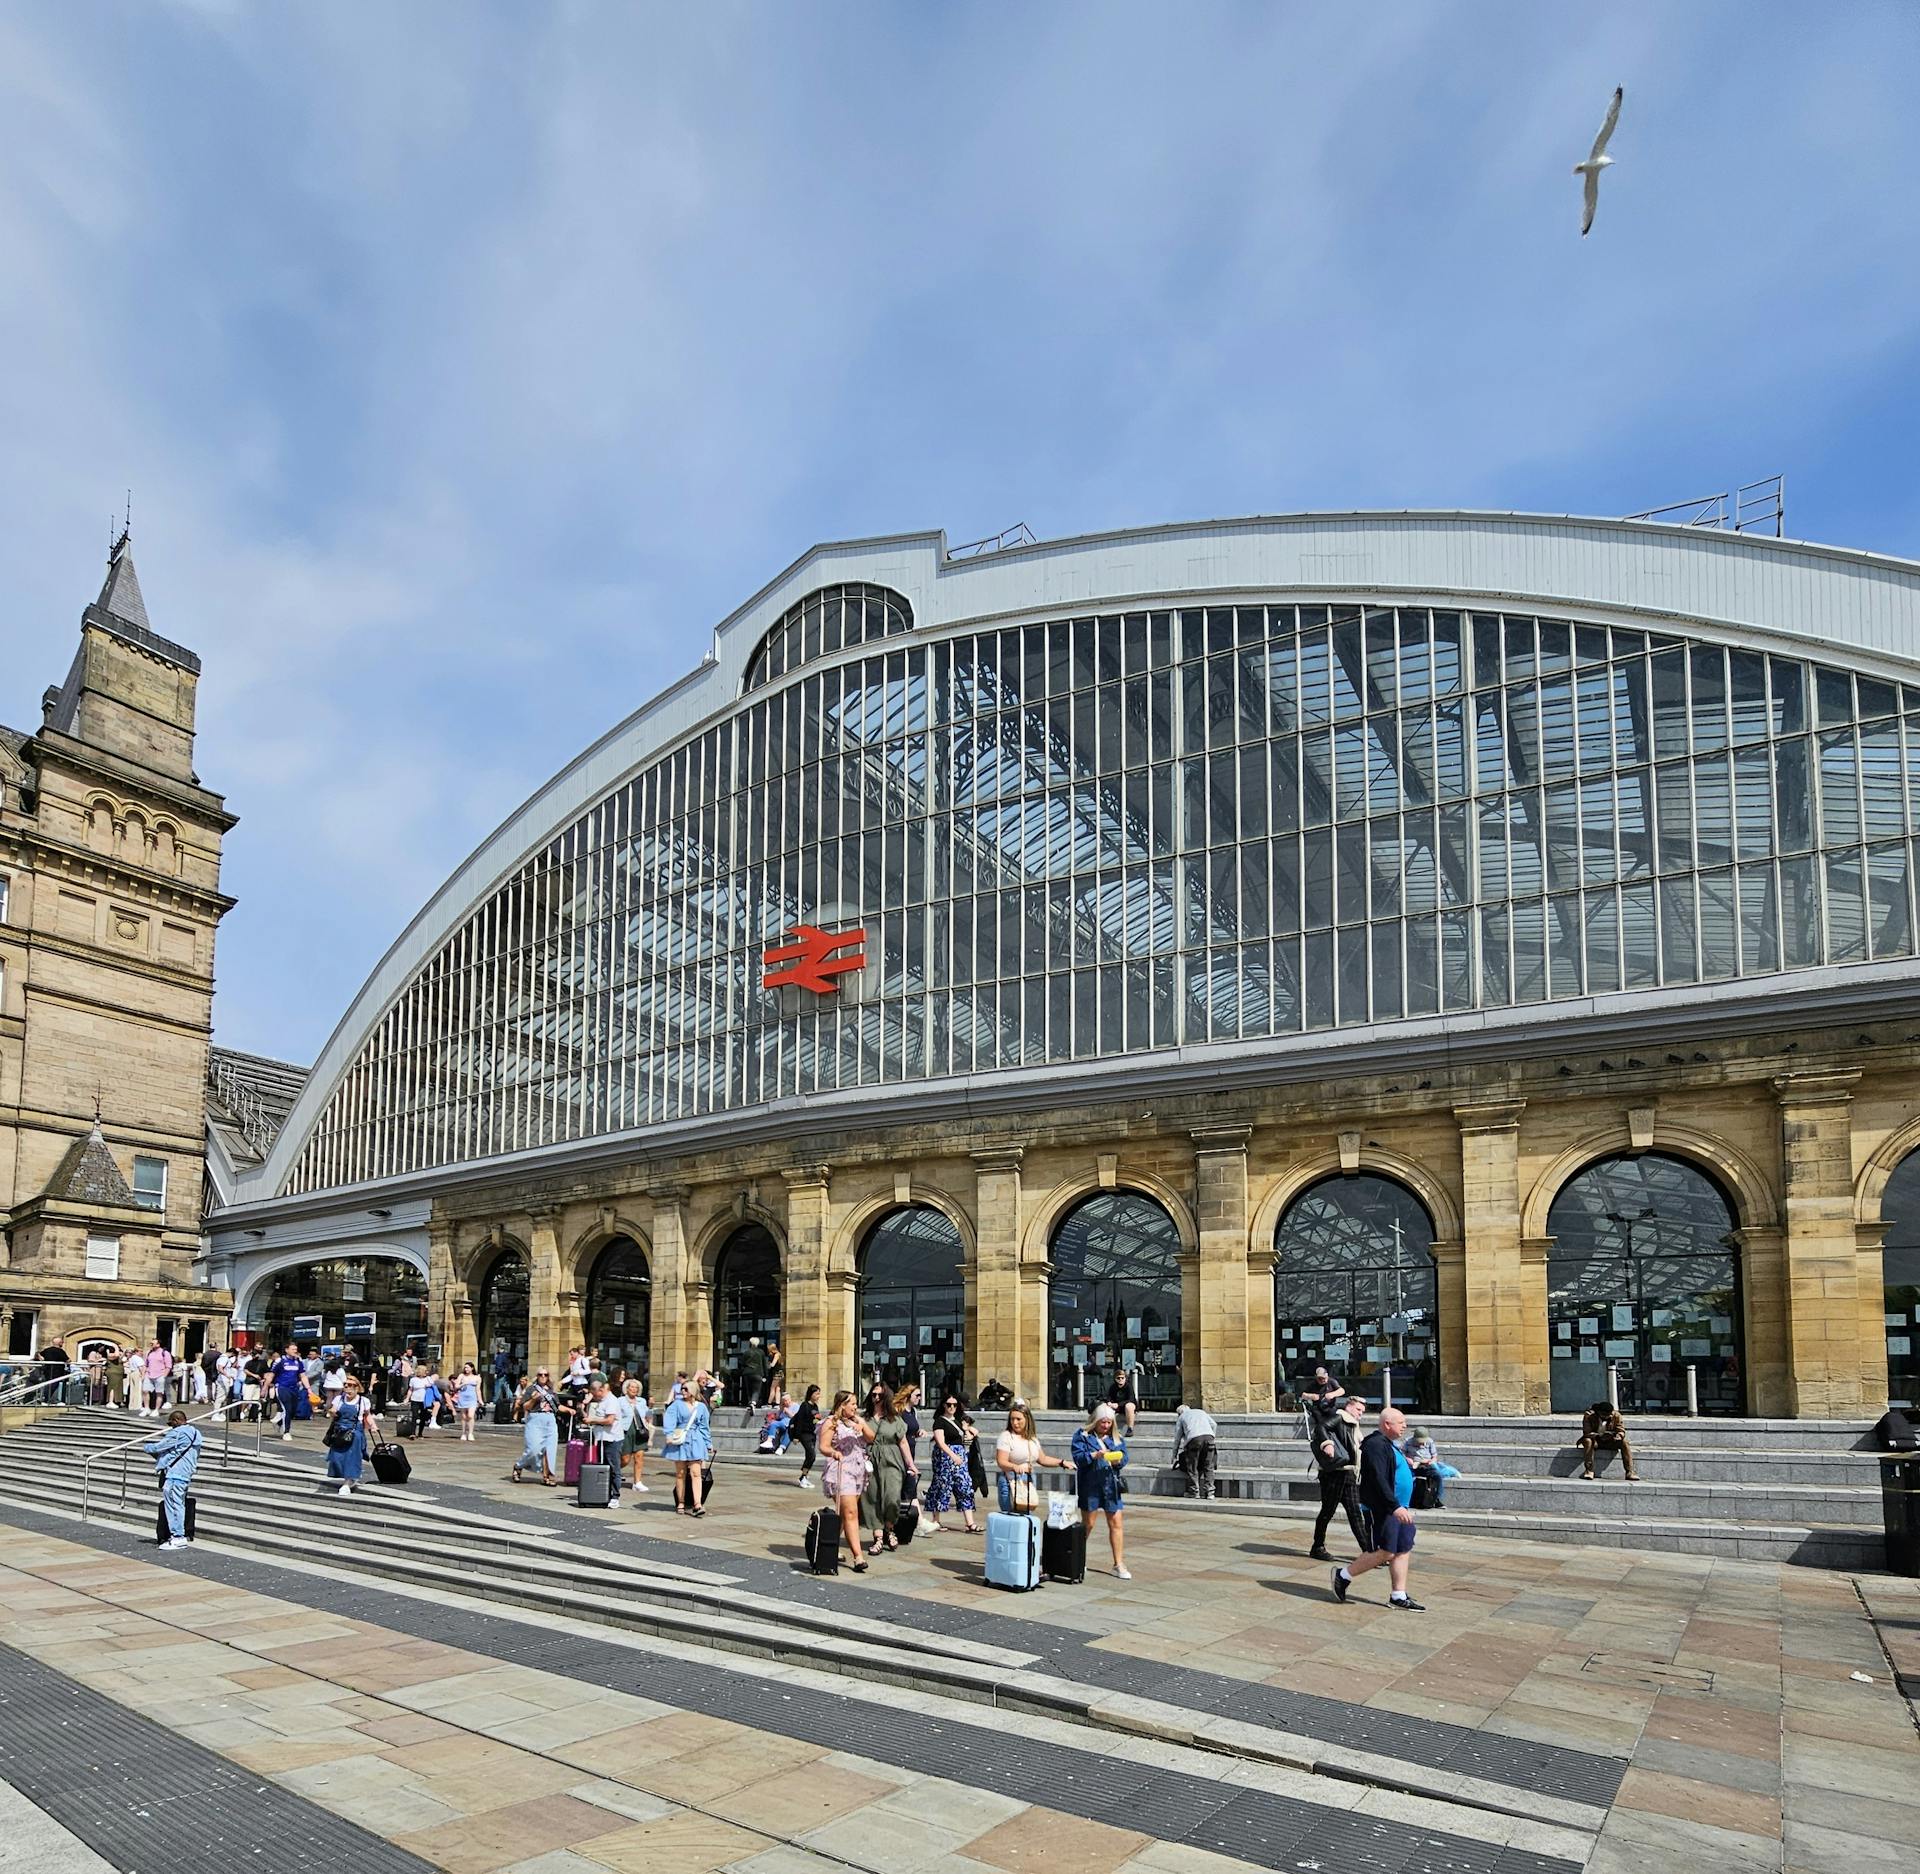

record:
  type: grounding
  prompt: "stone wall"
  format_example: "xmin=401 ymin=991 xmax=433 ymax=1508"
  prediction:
xmin=418 ymin=1018 xmax=1918 ymax=1419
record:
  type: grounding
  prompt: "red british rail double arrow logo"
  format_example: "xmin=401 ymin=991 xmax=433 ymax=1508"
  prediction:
xmin=762 ymin=923 xmax=867 ymax=994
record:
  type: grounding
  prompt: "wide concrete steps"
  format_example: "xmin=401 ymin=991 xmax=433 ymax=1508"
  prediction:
xmin=701 ymin=1436 xmax=1889 ymax=1568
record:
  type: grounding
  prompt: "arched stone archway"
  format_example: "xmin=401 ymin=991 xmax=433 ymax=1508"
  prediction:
xmin=1544 ymin=1154 xmax=1744 ymax=1415
xmin=583 ymin=1237 xmax=653 ymax=1386
xmin=711 ymin=1223 xmax=782 ymax=1405
xmin=1863 ymin=1139 xmax=1920 ymax=1410
xmin=853 ymin=1205 xmax=967 ymax=1400
xmin=237 ymin=1249 xmax=430 ymax=1360
xmin=475 ymin=1248 xmax=531 ymax=1380
xmin=1272 ymin=1173 xmax=1440 ymax=1413
xmin=1522 ymin=1121 xmax=1775 ymax=1243
xmin=1046 ymin=1190 xmax=1185 ymax=1412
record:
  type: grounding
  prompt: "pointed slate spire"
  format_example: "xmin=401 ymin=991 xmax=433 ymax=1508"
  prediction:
xmin=41 ymin=1119 xmax=138 ymax=1207
xmin=97 ymin=526 xmax=151 ymax=632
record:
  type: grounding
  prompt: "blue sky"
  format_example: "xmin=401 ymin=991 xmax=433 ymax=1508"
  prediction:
xmin=3 ymin=2 xmax=1918 ymax=1064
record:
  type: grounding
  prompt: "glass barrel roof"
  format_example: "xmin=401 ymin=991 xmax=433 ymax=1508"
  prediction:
xmin=288 ymin=598 xmax=1920 ymax=1194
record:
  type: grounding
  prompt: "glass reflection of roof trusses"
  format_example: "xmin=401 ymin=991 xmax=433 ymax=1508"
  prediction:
xmin=1051 ymin=1193 xmax=1182 ymax=1286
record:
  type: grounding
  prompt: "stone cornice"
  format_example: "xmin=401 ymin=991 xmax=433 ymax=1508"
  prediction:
xmin=0 ymin=822 xmax=232 ymax=911
xmin=1453 ymin=1099 xmax=1526 ymax=1133
xmin=27 ymin=727 xmax=235 ymax=827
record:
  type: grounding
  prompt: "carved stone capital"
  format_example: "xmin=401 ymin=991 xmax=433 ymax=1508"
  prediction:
xmin=1190 ymin=1126 xmax=1252 ymax=1156
xmin=1773 ymin=1069 xmax=1862 ymax=1108
xmin=782 ymin=1165 xmax=831 ymax=1192
xmin=1453 ymin=1099 xmax=1525 ymax=1134
xmin=971 ymin=1146 xmax=1025 ymax=1176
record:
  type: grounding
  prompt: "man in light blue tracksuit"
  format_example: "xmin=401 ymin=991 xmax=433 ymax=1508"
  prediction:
xmin=143 ymin=1409 xmax=202 ymax=1550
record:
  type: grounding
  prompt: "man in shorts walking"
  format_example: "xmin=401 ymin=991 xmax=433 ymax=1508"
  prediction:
xmin=1330 ymin=1404 xmax=1425 ymax=1612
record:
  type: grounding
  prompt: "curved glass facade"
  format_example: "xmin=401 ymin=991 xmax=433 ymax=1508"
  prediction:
xmin=290 ymin=599 xmax=1920 ymax=1195
xmin=1048 ymin=1191 xmax=1183 ymax=1411
xmin=745 ymin=584 xmax=913 ymax=692
xmin=1878 ymin=1150 xmax=1920 ymax=1409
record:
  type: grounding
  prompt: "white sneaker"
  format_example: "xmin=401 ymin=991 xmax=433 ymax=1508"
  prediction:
xmin=337 ymin=1483 xmax=353 ymax=1497
xmin=635 ymin=1481 xmax=649 ymax=1492
xmin=281 ymin=1432 xmax=293 ymax=1442
xmin=158 ymin=1538 xmax=186 ymax=1552
xmin=1114 ymin=1566 xmax=1133 ymax=1580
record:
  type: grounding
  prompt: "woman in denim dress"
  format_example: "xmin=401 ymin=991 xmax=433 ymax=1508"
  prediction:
xmin=1071 ymin=1401 xmax=1131 ymax=1579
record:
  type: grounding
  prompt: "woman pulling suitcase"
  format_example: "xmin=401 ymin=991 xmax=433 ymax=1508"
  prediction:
xmin=818 ymin=1389 xmax=875 ymax=1570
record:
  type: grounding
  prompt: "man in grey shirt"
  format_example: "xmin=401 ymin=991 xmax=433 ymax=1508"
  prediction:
xmin=1173 ymin=1400 xmax=1219 ymax=1499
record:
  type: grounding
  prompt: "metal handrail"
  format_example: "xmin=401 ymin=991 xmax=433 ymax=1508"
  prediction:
xmin=80 ymin=1402 xmax=238 ymax=1524
xmin=0 ymin=1372 xmax=76 ymax=1410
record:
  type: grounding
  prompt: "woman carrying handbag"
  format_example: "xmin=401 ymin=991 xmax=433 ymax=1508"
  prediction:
xmin=993 ymin=1402 xmax=1071 ymax=1514
xmin=324 ymin=1373 xmax=376 ymax=1498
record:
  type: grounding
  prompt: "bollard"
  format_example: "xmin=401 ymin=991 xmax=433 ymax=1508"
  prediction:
xmin=1685 ymin=1364 xmax=1699 ymax=1417
xmin=1606 ymin=1363 xmax=1620 ymax=1413
xmin=1382 ymin=1366 xmax=1393 ymax=1412
xmin=1075 ymin=1365 xmax=1085 ymax=1411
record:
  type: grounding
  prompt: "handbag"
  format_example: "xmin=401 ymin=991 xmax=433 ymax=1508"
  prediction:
xmin=323 ymin=1409 xmax=359 ymax=1452
xmin=1008 ymin=1472 xmax=1038 ymax=1513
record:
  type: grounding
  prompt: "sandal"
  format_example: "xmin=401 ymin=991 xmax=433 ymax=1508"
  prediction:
xmin=852 ymin=1560 xmax=869 ymax=1572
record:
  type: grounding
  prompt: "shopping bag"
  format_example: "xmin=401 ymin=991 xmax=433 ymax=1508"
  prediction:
xmin=1045 ymin=1492 xmax=1079 ymax=1530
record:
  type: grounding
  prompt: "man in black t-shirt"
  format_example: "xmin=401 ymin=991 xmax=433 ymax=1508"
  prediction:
xmin=1105 ymin=1366 xmax=1141 ymax=1432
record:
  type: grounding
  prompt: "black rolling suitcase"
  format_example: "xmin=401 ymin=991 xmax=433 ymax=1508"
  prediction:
xmin=1041 ymin=1519 xmax=1086 ymax=1583
xmin=493 ymin=1397 xmax=514 ymax=1426
xmin=369 ymin=1439 xmax=411 ymax=1486
xmin=893 ymin=1501 xmax=920 ymax=1547
xmin=155 ymin=1494 xmax=197 ymax=1543
xmin=805 ymin=1506 xmax=841 ymax=1574
xmin=577 ymin=1461 xmax=614 ymax=1508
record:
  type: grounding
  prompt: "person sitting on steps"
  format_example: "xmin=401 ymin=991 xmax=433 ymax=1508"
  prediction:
xmin=1579 ymin=1399 xmax=1640 ymax=1481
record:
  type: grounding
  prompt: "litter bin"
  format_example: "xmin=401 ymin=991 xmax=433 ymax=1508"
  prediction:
xmin=1882 ymin=1451 xmax=1920 ymax=1576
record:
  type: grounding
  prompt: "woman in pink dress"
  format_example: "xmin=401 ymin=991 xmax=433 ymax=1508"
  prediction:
xmin=819 ymin=1389 xmax=875 ymax=1572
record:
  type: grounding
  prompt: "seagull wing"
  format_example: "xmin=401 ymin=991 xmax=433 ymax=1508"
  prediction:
xmin=1581 ymin=167 xmax=1600 ymax=235
xmin=1590 ymin=85 xmax=1624 ymax=162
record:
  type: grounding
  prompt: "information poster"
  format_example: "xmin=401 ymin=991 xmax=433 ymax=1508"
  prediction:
xmin=1603 ymin=1339 xmax=1635 ymax=1358
xmin=1556 ymin=1322 xmax=1572 ymax=1341
xmin=1126 ymin=1317 xmax=1142 ymax=1338
xmin=1366 ymin=1344 xmax=1391 ymax=1363
xmin=1578 ymin=1316 xmax=1600 ymax=1335
xmin=1611 ymin=1305 xmax=1634 ymax=1332
xmin=1651 ymin=1344 xmax=1673 ymax=1362
xmin=1578 ymin=1346 xmax=1600 ymax=1363
xmin=1681 ymin=1339 xmax=1712 ymax=1357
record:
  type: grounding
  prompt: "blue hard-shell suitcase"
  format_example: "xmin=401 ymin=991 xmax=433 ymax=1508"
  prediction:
xmin=984 ymin=1510 xmax=1041 ymax=1591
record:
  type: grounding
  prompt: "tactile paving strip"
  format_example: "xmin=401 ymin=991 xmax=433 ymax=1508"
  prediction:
xmin=0 ymin=1639 xmax=439 ymax=1874
xmin=0 ymin=1501 xmax=1583 ymax=1874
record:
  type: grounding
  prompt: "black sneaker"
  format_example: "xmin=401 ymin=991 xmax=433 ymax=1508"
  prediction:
xmin=1331 ymin=1567 xmax=1350 ymax=1604
xmin=1309 ymin=1545 xmax=1331 ymax=1561
xmin=1389 ymin=1595 xmax=1427 ymax=1613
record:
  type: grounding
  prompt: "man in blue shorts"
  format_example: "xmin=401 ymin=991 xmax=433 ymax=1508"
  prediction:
xmin=1330 ymin=1404 xmax=1425 ymax=1612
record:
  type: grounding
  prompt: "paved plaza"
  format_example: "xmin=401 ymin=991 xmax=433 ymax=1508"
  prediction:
xmin=0 ymin=1428 xmax=1913 ymax=1874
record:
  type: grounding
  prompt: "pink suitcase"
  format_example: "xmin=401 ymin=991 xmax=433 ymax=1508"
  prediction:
xmin=564 ymin=1438 xmax=588 ymax=1485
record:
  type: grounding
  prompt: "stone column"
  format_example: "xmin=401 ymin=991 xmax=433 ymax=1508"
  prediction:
xmin=427 ymin=1218 xmax=462 ymax=1364
xmin=648 ymin=1187 xmax=690 ymax=1381
xmin=826 ymin=1271 xmax=860 ymax=1395
xmin=1734 ymin=1224 xmax=1790 ymax=1417
xmin=781 ymin=1166 xmax=836 ymax=1397
xmin=1776 ymin=1071 xmax=1866 ymax=1417
xmin=1518 ymin=1236 xmax=1554 ymax=1413
xmin=1192 ymin=1126 xmax=1253 ymax=1412
xmin=1454 ymin=1100 xmax=1531 ymax=1415
xmin=1245 ymin=1246 xmax=1278 ymax=1413
xmin=684 ymin=1281 xmax=715 ymax=1381
xmin=447 ymin=1297 xmax=479 ymax=1371
xmin=1856 ymin=1221 xmax=1891 ymax=1411
xmin=1430 ymin=1238 xmax=1467 ymax=1414
xmin=527 ymin=1207 xmax=565 ymax=1376
xmin=971 ymin=1147 xmax=1025 ymax=1401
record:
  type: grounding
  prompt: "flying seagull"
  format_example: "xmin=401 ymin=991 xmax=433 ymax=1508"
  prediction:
xmin=1575 ymin=85 xmax=1624 ymax=235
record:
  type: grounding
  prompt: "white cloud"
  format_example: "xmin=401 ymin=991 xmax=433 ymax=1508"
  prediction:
xmin=1 ymin=1 xmax=1918 ymax=1059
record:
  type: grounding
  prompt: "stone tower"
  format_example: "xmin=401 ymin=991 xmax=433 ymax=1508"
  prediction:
xmin=0 ymin=532 xmax=237 ymax=1369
